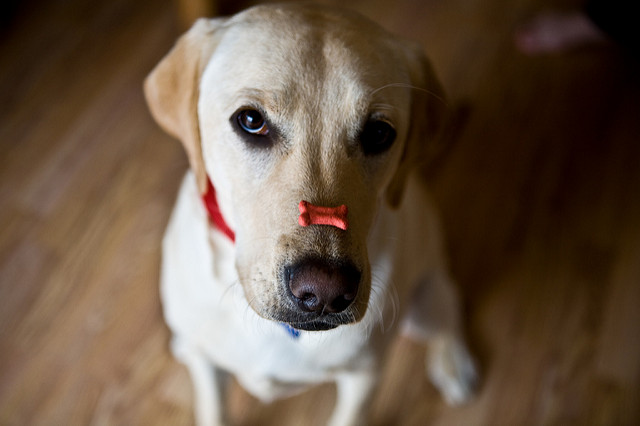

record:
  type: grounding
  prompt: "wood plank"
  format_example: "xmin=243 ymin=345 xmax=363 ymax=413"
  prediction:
xmin=1 ymin=0 xmax=639 ymax=424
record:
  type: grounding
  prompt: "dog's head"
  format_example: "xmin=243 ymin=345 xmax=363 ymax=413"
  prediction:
xmin=145 ymin=4 xmax=444 ymax=331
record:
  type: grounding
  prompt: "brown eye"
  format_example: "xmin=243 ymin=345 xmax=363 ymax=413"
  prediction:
xmin=237 ymin=109 xmax=269 ymax=135
xmin=360 ymin=119 xmax=396 ymax=155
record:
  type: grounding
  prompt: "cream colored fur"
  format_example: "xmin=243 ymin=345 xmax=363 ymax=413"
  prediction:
xmin=145 ymin=4 xmax=478 ymax=426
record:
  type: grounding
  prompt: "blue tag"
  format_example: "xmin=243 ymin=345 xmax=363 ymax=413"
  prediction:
xmin=280 ymin=323 xmax=301 ymax=339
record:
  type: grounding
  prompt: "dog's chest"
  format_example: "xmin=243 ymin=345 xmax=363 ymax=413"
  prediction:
xmin=195 ymin=283 xmax=374 ymax=380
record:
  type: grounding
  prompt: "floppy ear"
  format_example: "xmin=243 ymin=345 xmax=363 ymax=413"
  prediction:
xmin=144 ymin=18 xmax=226 ymax=194
xmin=385 ymin=43 xmax=446 ymax=208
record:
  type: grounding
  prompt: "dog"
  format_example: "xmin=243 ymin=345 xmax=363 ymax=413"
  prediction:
xmin=144 ymin=4 xmax=478 ymax=425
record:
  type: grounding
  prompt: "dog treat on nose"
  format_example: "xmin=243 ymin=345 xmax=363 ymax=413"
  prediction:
xmin=298 ymin=200 xmax=349 ymax=231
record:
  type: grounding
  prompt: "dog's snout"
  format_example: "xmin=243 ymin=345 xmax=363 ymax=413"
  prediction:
xmin=286 ymin=259 xmax=360 ymax=314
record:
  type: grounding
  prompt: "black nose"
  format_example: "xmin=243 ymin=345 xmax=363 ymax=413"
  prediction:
xmin=286 ymin=258 xmax=360 ymax=314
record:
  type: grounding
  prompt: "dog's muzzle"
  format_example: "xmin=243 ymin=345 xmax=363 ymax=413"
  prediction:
xmin=276 ymin=201 xmax=360 ymax=331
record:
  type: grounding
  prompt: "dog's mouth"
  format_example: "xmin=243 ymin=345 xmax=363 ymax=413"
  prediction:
xmin=286 ymin=320 xmax=338 ymax=331
xmin=275 ymin=308 xmax=362 ymax=332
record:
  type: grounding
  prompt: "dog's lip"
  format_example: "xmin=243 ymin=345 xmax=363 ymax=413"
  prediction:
xmin=277 ymin=310 xmax=358 ymax=332
xmin=286 ymin=320 xmax=339 ymax=331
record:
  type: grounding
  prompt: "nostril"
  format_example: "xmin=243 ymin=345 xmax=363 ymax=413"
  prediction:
xmin=329 ymin=294 xmax=354 ymax=313
xmin=286 ymin=258 xmax=360 ymax=314
xmin=289 ymin=280 xmax=324 ymax=312
xmin=301 ymin=294 xmax=319 ymax=311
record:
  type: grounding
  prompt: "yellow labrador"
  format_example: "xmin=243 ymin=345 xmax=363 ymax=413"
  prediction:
xmin=145 ymin=4 xmax=478 ymax=425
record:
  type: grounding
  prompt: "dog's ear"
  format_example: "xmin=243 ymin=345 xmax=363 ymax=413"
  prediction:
xmin=386 ymin=43 xmax=446 ymax=208
xmin=144 ymin=18 xmax=226 ymax=194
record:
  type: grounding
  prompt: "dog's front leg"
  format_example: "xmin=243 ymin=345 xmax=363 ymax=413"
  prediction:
xmin=402 ymin=270 xmax=479 ymax=405
xmin=327 ymin=371 xmax=377 ymax=426
xmin=171 ymin=338 xmax=229 ymax=426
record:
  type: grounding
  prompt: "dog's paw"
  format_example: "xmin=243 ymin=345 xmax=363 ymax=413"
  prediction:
xmin=427 ymin=337 xmax=479 ymax=405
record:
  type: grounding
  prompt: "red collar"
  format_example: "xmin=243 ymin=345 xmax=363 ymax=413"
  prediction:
xmin=202 ymin=178 xmax=236 ymax=242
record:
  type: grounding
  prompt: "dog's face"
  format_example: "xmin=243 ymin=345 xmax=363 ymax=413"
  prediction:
xmin=145 ymin=4 xmax=444 ymax=331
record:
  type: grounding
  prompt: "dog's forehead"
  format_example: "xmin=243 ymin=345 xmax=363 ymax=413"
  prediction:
xmin=205 ymin=6 xmax=411 ymax=122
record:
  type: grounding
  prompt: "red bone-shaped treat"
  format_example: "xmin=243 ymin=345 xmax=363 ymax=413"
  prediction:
xmin=298 ymin=200 xmax=349 ymax=231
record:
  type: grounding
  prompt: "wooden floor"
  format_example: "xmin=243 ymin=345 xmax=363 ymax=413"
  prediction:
xmin=1 ymin=0 xmax=639 ymax=424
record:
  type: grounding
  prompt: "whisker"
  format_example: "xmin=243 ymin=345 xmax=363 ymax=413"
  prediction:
xmin=369 ymin=295 xmax=381 ymax=336
xmin=369 ymin=82 xmax=448 ymax=107
xmin=220 ymin=280 xmax=238 ymax=303
xmin=370 ymin=103 xmax=398 ymax=113
xmin=367 ymin=265 xmax=400 ymax=335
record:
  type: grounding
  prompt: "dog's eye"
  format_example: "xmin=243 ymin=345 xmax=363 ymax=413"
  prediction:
xmin=360 ymin=120 xmax=396 ymax=155
xmin=236 ymin=109 xmax=269 ymax=136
